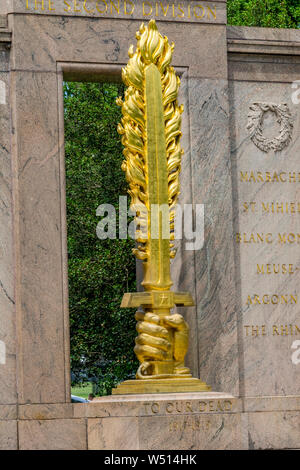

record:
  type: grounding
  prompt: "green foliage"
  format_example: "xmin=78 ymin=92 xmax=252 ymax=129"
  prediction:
xmin=227 ymin=0 xmax=300 ymax=28
xmin=71 ymin=383 xmax=93 ymax=400
xmin=64 ymin=82 xmax=138 ymax=395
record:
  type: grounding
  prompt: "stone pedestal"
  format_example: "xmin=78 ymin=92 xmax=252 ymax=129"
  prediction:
xmin=1 ymin=394 xmax=300 ymax=449
xmin=88 ymin=392 xmax=243 ymax=450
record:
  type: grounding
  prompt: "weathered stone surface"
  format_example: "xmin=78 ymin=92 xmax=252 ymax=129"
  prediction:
xmin=244 ymin=396 xmax=300 ymax=412
xmin=138 ymin=413 xmax=245 ymax=450
xmin=0 ymin=420 xmax=17 ymax=450
xmin=10 ymin=70 xmax=70 ymax=404
xmin=228 ymin=54 xmax=300 ymax=83
xmin=0 ymin=405 xmax=17 ymax=420
xmin=228 ymin=25 xmax=300 ymax=43
xmin=18 ymin=419 xmax=87 ymax=450
xmin=10 ymin=15 xmax=227 ymax=79
xmin=171 ymin=69 xmax=199 ymax=378
xmin=189 ymin=78 xmax=239 ymax=395
xmin=87 ymin=393 xmax=244 ymax=450
xmin=88 ymin=417 xmax=139 ymax=450
xmin=77 ymin=392 xmax=240 ymax=417
xmin=0 ymin=1 xmax=11 ymax=16
xmin=0 ymin=52 xmax=17 ymax=406
xmin=84 ymin=396 xmax=300 ymax=450
xmin=247 ymin=411 xmax=300 ymax=449
xmin=19 ymin=403 xmax=73 ymax=420
xmin=229 ymin=78 xmax=300 ymax=397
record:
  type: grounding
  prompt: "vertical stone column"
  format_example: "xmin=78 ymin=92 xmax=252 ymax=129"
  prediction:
xmin=170 ymin=6 xmax=240 ymax=395
xmin=0 ymin=16 xmax=18 ymax=449
xmin=0 ymin=18 xmax=15 ymax=407
xmin=8 ymin=12 xmax=70 ymax=404
xmin=228 ymin=27 xmax=300 ymax=399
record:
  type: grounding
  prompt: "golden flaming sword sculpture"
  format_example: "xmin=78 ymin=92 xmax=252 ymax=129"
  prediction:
xmin=113 ymin=20 xmax=210 ymax=394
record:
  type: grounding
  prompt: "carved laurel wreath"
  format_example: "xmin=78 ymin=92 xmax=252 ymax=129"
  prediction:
xmin=247 ymin=102 xmax=293 ymax=153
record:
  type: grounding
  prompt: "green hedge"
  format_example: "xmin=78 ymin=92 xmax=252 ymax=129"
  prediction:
xmin=228 ymin=0 xmax=299 ymax=28
xmin=64 ymin=82 xmax=138 ymax=395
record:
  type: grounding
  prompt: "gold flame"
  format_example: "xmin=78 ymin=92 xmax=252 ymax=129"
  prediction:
xmin=117 ymin=19 xmax=183 ymax=260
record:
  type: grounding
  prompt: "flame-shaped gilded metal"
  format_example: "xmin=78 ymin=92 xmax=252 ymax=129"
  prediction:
xmin=113 ymin=20 xmax=210 ymax=394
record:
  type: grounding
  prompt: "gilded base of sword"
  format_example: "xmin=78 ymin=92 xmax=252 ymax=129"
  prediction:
xmin=112 ymin=377 xmax=211 ymax=395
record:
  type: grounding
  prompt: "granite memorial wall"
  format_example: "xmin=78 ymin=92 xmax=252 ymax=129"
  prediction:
xmin=0 ymin=0 xmax=299 ymax=449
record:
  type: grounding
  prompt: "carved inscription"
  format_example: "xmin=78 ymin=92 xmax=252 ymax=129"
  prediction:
xmin=24 ymin=0 xmax=219 ymax=21
xmin=143 ymin=399 xmax=233 ymax=415
xmin=238 ymin=163 xmax=299 ymax=319
xmin=142 ymin=400 xmax=233 ymax=435
xmin=168 ymin=417 xmax=211 ymax=433
xmin=237 ymin=90 xmax=299 ymax=362
xmin=244 ymin=324 xmax=300 ymax=337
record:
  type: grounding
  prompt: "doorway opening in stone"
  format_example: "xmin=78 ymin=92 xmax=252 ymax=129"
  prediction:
xmin=63 ymin=81 xmax=138 ymax=399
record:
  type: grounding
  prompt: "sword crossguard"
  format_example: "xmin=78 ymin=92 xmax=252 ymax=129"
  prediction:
xmin=121 ymin=291 xmax=195 ymax=310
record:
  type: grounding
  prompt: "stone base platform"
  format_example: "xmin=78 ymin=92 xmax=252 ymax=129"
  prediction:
xmin=1 ymin=394 xmax=300 ymax=449
xmin=90 ymin=392 xmax=240 ymax=449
